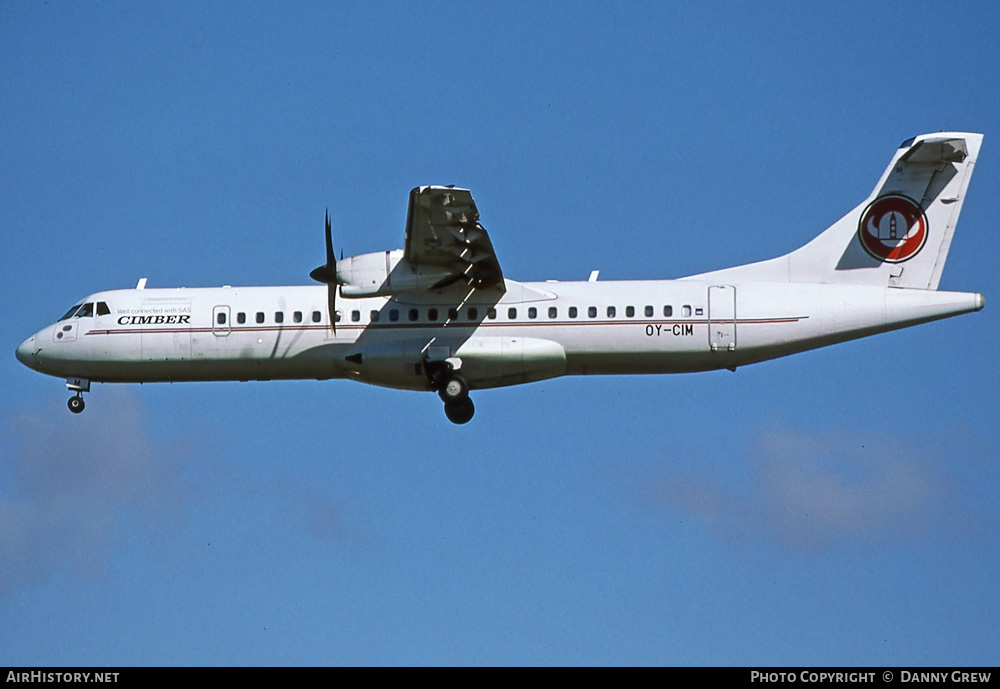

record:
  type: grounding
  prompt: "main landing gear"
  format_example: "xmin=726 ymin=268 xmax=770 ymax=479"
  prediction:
xmin=443 ymin=392 xmax=475 ymax=425
xmin=426 ymin=362 xmax=475 ymax=425
xmin=65 ymin=377 xmax=90 ymax=414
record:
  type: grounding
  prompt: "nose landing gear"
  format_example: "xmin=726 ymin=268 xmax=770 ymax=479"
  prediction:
xmin=68 ymin=394 xmax=85 ymax=414
xmin=65 ymin=377 xmax=90 ymax=414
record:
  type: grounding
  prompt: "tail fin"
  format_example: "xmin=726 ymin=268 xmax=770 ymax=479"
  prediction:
xmin=686 ymin=132 xmax=982 ymax=289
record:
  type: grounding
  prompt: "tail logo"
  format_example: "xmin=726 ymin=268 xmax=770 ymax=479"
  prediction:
xmin=857 ymin=194 xmax=928 ymax=263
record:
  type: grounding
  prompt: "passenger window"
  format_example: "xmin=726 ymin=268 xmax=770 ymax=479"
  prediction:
xmin=588 ymin=306 xmax=597 ymax=318
xmin=528 ymin=307 xmax=537 ymax=319
xmin=682 ymin=305 xmax=692 ymax=317
xmin=275 ymin=312 xmax=284 ymax=324
xmin=626 ymin=306 xmax=635 ymax=317
xmin=351 ymin=310 xmax=360 ymax=322
xmin=237 ymin=312 xmax=246 ymax=324
xmin=645 ymin=305 xmax=654 ymax=317
xmin=389 ymin=309 xmax=399 ymax=322
xmin=370 ymin=310 xmax=380 ymax=322
xmin=294 ymin=311 xmax=302 ymax=323
xmin=663 ymin=305 xmax=673 ymax=317
xmin=96 ymin=302 xmax=111 ymax=316
xmin=312 ymin=311 xmax=321 ymax=323
xmin=607 ymin=306 xmax=616 ymax=318
xmin=428 ymin=308 xmax=439 ymax=321
xmin=487 ymin=308 xmax=496 ymax=319
xmin=408 ymin=308 xmax=419 ymax=322
xmin=568 ymin=307 xmax=578 ymax=318
xmin=548 ymin=307 xmax=557 ymax=319
xmin=334 ymin=311 xmax=342 ymax=323
xmin=448 ymin=308 xmax=458 ymax=320
xmin=217 ymin=312 xmax=227 ymax=325
xmin=468 ymin=307 xmax=478 ymax=320
xmin=508 ymin=307 xmax=517 ymax=319
xmin=256 ymin=312 xmax=265 ymax=324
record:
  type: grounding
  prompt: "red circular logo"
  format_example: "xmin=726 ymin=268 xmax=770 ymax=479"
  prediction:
xmin=857 ymin=194 xmax=928 ymax=263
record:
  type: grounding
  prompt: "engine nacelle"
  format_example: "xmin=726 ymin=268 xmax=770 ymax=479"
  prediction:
xmin=337 ymin=250 xmax=455 ymax=297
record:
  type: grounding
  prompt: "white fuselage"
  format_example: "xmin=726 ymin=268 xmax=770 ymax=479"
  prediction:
xmin=17 ymin=278 xmax=984 ymax=392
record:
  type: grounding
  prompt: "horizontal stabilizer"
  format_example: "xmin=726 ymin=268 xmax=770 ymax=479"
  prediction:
xmin=898 ymin=136 xmax=967 ymax=165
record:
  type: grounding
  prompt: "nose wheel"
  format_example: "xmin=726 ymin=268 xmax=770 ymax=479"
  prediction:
xmin=65 ymin=378 xmax=90 ymax=414
xmin=68 ymin=394 xmax=85 ymax=414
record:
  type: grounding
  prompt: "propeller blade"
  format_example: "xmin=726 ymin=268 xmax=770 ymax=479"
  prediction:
xmin=309 ymin=210 xmax=340 ymax=333
xmin=310 ymin=210 xmax=338 ymax=284
xmin=324 ymin=210 xmax=335 ymax=267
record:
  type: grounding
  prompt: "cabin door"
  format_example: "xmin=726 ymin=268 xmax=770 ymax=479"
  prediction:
xmin=212 ymin=305 xmax=231 ymax=337
xmin=708 ymin=285 xmax=736 ymax=351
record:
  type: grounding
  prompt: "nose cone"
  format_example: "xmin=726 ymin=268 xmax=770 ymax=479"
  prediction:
xmin=15 ymin=335 xmax=36 ymax=369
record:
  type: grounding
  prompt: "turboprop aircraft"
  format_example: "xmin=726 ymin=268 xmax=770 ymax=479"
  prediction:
xmin=15 ymin=132 xmax=986 ymax=424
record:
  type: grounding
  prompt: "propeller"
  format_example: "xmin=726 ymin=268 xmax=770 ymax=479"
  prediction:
xmin=309 ymin=211 xmax=341 ymax=332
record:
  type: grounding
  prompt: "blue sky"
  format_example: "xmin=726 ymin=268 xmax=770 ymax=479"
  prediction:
xmin=2 ymin=1 xmax=998 ymax=666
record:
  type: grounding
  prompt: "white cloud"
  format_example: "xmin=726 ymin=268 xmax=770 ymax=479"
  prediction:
xmin=640 ymin=428 xmax=951 ymax=552
xmin=0 ymin=389 xmax=194 ymax=592
xmin=0 ymin=388 xmax=352 ymax=595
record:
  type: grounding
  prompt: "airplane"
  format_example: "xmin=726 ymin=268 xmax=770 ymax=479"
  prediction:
xmin=15 ymin=132 xmax=985 ymax=424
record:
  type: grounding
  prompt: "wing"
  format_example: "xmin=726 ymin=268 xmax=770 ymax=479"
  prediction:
xmin=403 ymin=186 xmax=505 ymax=292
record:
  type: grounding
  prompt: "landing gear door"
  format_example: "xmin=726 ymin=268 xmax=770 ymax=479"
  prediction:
xmin=708 ymin=285 xmax=736 ymax=351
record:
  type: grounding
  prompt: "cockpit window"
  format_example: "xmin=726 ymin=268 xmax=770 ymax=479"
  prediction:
xmin=58 ymin=303 xmax=84 ymax=321
xmin=58 ymin=301 xmax=108 ymax=320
